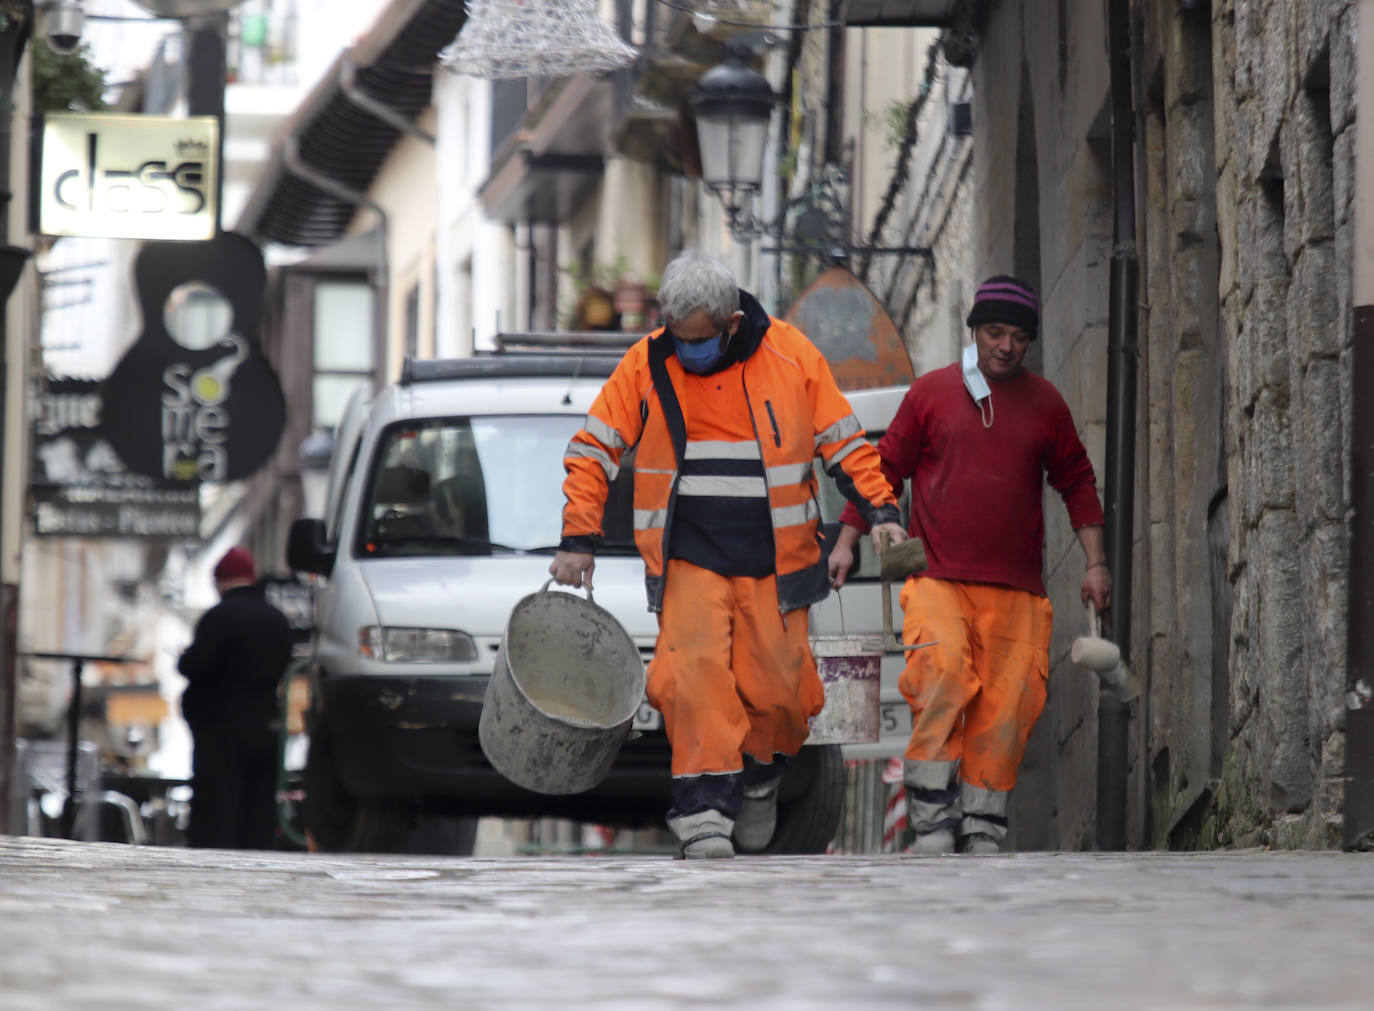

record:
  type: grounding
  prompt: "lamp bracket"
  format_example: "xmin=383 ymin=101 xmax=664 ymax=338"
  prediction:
xmin=719 ymin=163 xmax=936 ymax=265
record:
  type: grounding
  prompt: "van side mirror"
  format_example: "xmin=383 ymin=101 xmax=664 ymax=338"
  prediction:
xmin=287 ymin=518 xmax=335 ymax=576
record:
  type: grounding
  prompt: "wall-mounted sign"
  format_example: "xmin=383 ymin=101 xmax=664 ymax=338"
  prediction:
xmin=39 ymin=113 xmax=219 ymax=241
xmin=784 ymin=267 xmax=916 ymax=392
xmin=31 ymin=377 xmax=200 ymax=539
xmin=102 ymin=232 xmax=285 ymax=483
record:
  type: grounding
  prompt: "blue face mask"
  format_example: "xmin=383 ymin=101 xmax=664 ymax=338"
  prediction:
xmin=671 ymin=330 xmax=729 ymax=374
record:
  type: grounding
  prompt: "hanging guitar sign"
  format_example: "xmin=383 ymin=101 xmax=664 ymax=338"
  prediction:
xmin=784 ymin=266 xmax=915 ymax=392
xmin=101 ymin=232 xmax=286 ymax=483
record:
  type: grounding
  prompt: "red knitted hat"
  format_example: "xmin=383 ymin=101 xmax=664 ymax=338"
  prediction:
xmin=214 ymin=547 xmax=256 ymax=583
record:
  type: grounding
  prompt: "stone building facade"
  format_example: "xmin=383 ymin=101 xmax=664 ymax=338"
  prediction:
xmin=918 ymin=0 xmax=1363 ymax=849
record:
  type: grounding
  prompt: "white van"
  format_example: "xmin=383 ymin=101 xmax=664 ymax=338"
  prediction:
xmin=287 ymin=347 xmax=910 ymax=854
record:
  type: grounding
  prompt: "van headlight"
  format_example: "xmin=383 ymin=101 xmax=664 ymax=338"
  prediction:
xmin=357 ymin=626 xmax=479 ymax=663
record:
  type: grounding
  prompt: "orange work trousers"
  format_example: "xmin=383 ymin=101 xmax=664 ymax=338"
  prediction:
xmin=647 ymin=559 xmax=825 ymax=778
xmin=898 ymin=576 xmax=1054 ymax=792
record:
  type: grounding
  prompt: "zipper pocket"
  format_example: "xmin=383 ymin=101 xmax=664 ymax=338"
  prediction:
xmin=764 ymin=401 xmax=782 ymax=447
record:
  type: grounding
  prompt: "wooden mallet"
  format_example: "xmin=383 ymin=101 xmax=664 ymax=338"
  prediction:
xmin=878 ymin=530 xmax=930 ymax=652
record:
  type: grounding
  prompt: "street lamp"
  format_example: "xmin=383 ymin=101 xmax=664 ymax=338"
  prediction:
xmin=690 ymin=48 xmax=935 ymax=263
xmin=689 ymin=43 xmax=776 ymax=229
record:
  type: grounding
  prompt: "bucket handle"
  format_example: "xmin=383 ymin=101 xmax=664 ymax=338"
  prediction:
xmin=541 ymin=578 xmax=595 ymax=606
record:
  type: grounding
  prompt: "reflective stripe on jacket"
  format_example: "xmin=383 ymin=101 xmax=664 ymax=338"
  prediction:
xmin=561 ymin=304 xmax=898 ymax=612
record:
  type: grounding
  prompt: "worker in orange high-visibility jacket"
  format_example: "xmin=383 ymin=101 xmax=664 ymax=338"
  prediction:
xmin=551 ymin=250 xmax=905 ymax=859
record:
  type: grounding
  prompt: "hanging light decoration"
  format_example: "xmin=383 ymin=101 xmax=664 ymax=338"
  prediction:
xmin=442 ymin=0 xmax=638 ymax=81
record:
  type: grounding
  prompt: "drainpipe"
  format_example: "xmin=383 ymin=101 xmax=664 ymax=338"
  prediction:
xmin=337 ymin=55 xmax=435 ymax=356
xmin=1344 ymin=0 xmax=1374 ymax=850
xmin=1098 ymin=0 xmax=1138 ymax=852
xmin=0 ymin=8 xmax=29 ymax=836
xmin=339 ymin=58 xmax=437 ymax=147
xmin=282 ymin=136 xmax=390 ymax=382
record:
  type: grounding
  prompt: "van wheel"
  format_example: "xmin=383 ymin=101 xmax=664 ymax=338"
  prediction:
xmin=303 ymin=716 xmax=360 ymax=852
xmin=305 ymin=716 xmax=478 ymax=855
xmin=761 ymin=744 xmax=845 ymax=854
xmin=401 ymin=815 xmax=480 ymax=856
xmin=347 ymin=801 xmax=416 ymax=853
xmin=356 ymin=811 xmax=480 ymax=856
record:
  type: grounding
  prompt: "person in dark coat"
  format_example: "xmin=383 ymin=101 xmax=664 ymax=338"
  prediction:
xmin=178 ymin=547 xmax=294 ymax=849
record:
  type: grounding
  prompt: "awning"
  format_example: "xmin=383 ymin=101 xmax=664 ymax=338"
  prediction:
xmin=841 ymin=0 xmax=967 ymax=25
xmin=235 ymin=0 xmax=466 ymax=246
xmin=479 ymin=73 xmax=616 ymax=224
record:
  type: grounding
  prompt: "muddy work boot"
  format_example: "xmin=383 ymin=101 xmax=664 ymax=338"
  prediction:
xmin=733 ymin=778 xmax=781 ymax=852
xmin=904 ymin=759 xmax=960 ymax=856
xmin=909 ymin=818 xmax=956 ymax=855
xmin=960 ymin=834 xmax=1002 ymax=855
xmin=958 ymin=782 xmax=1009 ymax=855
xmin=669 ymin=810 xmax=736 ymax=859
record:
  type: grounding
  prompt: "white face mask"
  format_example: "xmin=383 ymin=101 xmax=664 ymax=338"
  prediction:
xmin=962 ymin=342 xmax=990 ymax=402
xmin=961 ymin=342 xmax=994 ymax=428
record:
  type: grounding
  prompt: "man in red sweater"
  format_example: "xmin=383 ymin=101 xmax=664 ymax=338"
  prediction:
xmin=829 ymin=275 xmax=1112 ymax=854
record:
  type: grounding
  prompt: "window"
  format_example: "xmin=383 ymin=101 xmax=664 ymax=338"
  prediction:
xmin=404 ymin=283 xmax=420 ymax=360
xmin=357 ymin=414 xmax=636 ymax=557
xmin=313 ymin=281 xmax=374 ymax=430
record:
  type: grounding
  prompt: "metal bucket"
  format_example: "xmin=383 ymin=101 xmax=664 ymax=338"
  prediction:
xmin=479 ymin=581 xmax=646 ymax=795
xmin=807 ymin=635 xmax=884 ymax=745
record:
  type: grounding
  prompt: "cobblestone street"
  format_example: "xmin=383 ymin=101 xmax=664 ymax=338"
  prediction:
xmin=1 ymin=836 xmax=1370 ymax=1009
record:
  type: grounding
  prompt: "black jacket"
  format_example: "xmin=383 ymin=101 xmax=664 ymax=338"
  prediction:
xmin=179 ymin=584 xmax=294 ymax=729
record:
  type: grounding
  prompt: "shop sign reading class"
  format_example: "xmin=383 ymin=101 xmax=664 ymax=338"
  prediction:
xmin=39 ymin=113 xmax=219 ymax=241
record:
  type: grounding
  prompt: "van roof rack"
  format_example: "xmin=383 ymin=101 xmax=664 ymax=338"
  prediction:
xmin=493 ymin=330 xmax=641 ymax=353
xmin=399 ymin=353 xmax=620 ymax=385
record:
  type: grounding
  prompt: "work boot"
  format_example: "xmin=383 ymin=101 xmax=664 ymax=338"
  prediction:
xmin=909 ymin=823 xmax=956 ymax=855
xmin=960 ymin=833 xmax=1001 ymax=855
xmin=733 ymin=778 xmax=781 ymax=852
xmin=668 ymin=810 xmax=736 ymax=860
xmin=904 ymin=759 xmax=960 ymax=856
xmin=958 ymin=782 xmax=1010 ymax=855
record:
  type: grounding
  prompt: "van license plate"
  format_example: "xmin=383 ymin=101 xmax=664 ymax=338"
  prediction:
xmin=633 ymin=702 xmax=663 ymax=731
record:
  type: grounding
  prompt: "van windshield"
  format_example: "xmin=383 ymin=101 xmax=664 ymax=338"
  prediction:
xmin=358 ymin=415 xmax=637 ymax=557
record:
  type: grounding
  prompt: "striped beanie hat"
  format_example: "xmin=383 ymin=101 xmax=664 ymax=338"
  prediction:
xmin=966 ymin=275 xmax=1039 ymax=339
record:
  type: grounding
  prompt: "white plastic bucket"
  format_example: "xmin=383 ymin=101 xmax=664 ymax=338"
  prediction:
xmin=807 ymin=635 xmax=884 ymax=745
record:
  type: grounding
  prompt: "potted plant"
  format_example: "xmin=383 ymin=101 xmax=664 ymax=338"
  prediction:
xmin=563 ymin=256 xmax=660 ymax=331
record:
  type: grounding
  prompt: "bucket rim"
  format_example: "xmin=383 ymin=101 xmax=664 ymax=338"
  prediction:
xmin=809 ymin=634 xmax=886 ymax=657
xmin=501 ymin=583 xmax=646 ymax=728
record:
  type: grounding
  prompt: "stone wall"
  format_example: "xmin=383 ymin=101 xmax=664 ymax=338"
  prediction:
xmin=1101 ymin=0 xmax=1356 ymax=850
xmin=1135 ymin=1 xmax=1229 ymax=849
xmin=1206 ymin=0 xmax=1357 ymax=848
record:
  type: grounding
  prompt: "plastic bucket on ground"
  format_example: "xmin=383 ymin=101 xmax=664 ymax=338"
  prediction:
xmin=807 ymin=635 xmax=884 ymax=745
xmin=479 ymin=581 xmax=646 ymax=795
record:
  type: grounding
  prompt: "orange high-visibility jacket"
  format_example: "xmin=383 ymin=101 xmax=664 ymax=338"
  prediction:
xmin=561 ymin=300 xmax=898 ymax=613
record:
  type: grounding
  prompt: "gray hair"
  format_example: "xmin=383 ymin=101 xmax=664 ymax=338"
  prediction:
xmin=657 ymin=250 xmax=739 ymax=327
